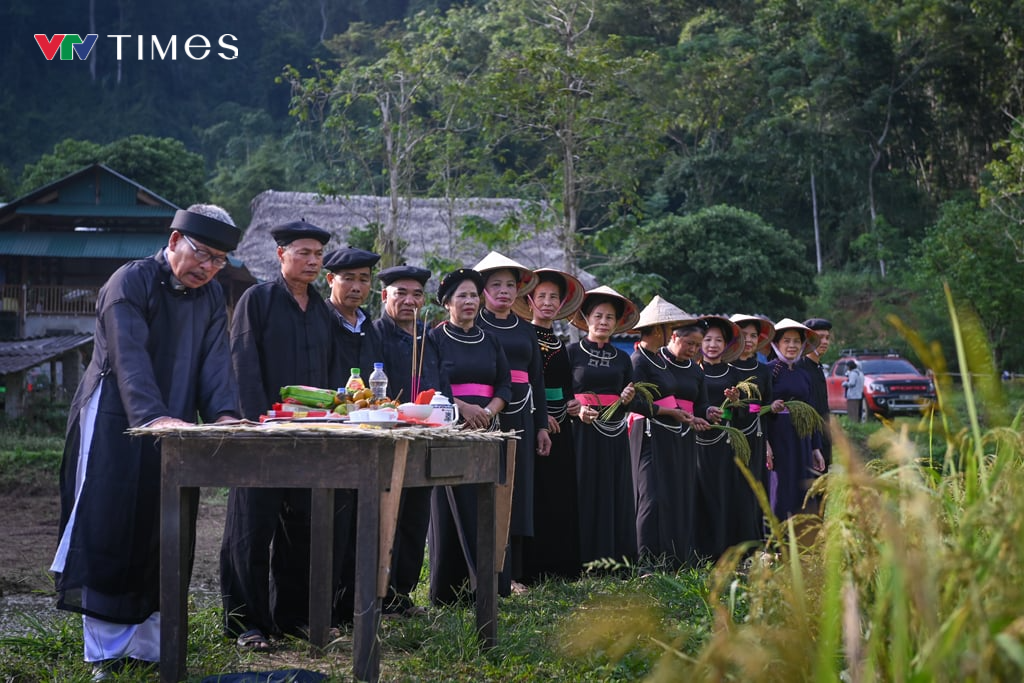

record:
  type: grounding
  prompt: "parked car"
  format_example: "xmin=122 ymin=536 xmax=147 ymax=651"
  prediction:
xmin=826 ymin=350 xmax=936 ymax=420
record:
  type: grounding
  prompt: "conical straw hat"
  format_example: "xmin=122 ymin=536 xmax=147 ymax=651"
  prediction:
xmin=696 ymin=315 xmax=743 ymax=363
xmin=729 ymin=314 xmax=775 ymax=352
xmin=569 ymin=285 xmax=640 ymax=334
xmin=512 ymin=267 xmax=585 ymax=321
xmin=472 ymin=251 xmax=539 ymax=295
xmin=771 ymin=317 xmax=820 ymax=356
xmin=631 ymin=295 xmax=699 ymax=332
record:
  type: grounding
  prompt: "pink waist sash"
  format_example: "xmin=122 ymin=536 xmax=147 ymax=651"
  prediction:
xmin=451 ymin=383 xmax=495 ymax=398
xmin=654 ymin=396 xmax=694 ymax=414
xmin=575 ymin=393 xmax=620 ymax=407
xmin=509 ymin=369 xmax=530 ymax=384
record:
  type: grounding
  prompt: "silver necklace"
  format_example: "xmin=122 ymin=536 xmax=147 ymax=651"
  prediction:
xmin=480 ymin=309 xmax=519 ymax=330
xmin=443 ymin=322 xmax=485 ymax=344
xmin=578 ymin=339 xmax=617 ymax=360
xmin=731 ymin=358 xmax=758 ymax=371
xmin=702 ymin=361 xmax=730 ymax=378
xmin=660 ymin=348 xmax=691 ymax=369
xmin=638 ymin=345 xmax=667 ymax=369
xmin=536 ymin=329 xmax=563 ymax=353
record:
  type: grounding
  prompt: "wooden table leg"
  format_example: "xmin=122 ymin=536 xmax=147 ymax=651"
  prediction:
xmin=160 ymin=476 xmax=194 ymax=682
xmin=353 ymin=457 xmax=382 ymax=682
xmin=309 ymin=488 xmax=335 ymax=653
xmin=476 ymin=476 xmax=498 ymax=649
xmin=494 ymin=439 xmax=516 ymax=570
xmin=377 ymin=440 xmax=409 ymax=598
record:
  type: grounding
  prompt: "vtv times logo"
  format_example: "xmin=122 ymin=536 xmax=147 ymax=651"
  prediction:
xmin=34 ymin=34 xmax=97 ymax=60
xmin=34 ymin=34 xmax=238 ymax=61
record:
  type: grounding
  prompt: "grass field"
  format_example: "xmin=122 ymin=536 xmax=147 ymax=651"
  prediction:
xmin=2 ymin=369 xmax=1023 ymax=681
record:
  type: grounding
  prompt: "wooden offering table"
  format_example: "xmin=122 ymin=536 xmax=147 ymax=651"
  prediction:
xmin=141 ymin=423 xmax=515 ymax=683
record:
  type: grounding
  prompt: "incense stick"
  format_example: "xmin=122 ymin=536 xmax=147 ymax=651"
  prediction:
xmin=411 ymin=306 xmax=420 ymax=399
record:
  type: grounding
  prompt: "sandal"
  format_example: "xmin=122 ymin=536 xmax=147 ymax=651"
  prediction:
xmin=235 ymin=628 xmax=272 ymax=651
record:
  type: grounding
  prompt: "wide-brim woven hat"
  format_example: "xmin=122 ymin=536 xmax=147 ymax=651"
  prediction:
xmin=730 ymin=313 xmax=776 ymax=353
xmin=697 ymin=315 xmax=744 ymax=364
xmin=630 ymin=295 xmax=699 ymax=333
xmin=771 ymin=317 xmax=820 ymax=356
xmin=511 ymin=267 xmax=585 ymax=321
xmin=473 ymin=251 xmax=539 ymax=296
xmin=569 ymin=285 xmax=640 ymax=334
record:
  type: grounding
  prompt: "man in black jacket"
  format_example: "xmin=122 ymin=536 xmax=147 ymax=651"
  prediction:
xmin=798 ymin=317 xmax=833 ymax=468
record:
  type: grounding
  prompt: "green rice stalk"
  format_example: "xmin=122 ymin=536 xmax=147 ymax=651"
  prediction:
xmin=708 ymin=423 xmax=751 ymax=464
xmin=720 ymin=375 xmax=762 ymax=410
xmin=757 ymin=400 xmax=823 ymax=438
xmin=599 ymin=381 xmax=660 ymax=421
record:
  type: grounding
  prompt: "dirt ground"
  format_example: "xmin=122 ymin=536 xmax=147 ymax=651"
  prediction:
xmin=0 ymin=486 xmax=226 ymax=597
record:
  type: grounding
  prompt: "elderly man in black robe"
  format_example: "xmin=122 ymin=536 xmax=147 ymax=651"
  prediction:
xmin=51 ymin=204 xmax=241 ymax=680
xmin=219 ymin=221 xmax=344 ymax=649
xmin=372 ymin=264 xmax=438 ymax=617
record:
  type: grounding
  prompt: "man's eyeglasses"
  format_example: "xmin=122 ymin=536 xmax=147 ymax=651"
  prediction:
xmin=180 ymin=233 xmax=229 ymax=269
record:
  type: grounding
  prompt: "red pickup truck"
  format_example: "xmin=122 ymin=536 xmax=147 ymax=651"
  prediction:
xmin=826 ymin=350 xmax=936 ymax=420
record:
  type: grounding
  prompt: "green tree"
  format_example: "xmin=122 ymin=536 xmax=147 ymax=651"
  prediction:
xmin=910 ymin=199 xmax=1024 ymax=370
xmin=614 ymin=205 xmax=816 ymax=319
xmin=471 ymin=0 xmax=665 ymax=271
xmin=17 ymin=136 xmax=207 ymax=207
xmin=285 ymin=18 xmax=461 ymax=266
xmin=17 ymin=139 xmax=104 ymax=194
xmin=980 ymin=116 xmax=1024 ymax=262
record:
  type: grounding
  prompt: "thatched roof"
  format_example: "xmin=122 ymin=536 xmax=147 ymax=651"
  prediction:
xmin=239 ymin=191 xmax=596 ymax=286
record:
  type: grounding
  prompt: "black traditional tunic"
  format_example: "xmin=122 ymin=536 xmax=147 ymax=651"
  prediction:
xmin=372 ymin=313 xmax=439 ymax=611
xmin=728 ymin=356 xmax=774 ymax=544
xmin=766 ymin=360 xmax=823 ymax=520
xmin=426 ymin=322 xmax=512 ymax=605
xmin=331 ymin=304 xmax=383 ymax=382
xmin=54 ymin=249 xmax=238 ymax=624
xmin=477 ymin=309 xmax=547 ymax=577
xmin=629 ymin=346 xmax=708 ymax=569
xmin=569 ymin=338 xmax=636 ymax=566
xmin=694 ymin=361 xmax=741 ymax=561
xmin=521 ymin=324 xmax=581 ymax=582
xmin=220 ymin=276 xmax=343 ymax=637
xmin=797 ymin=356 xmax=832 ymax=467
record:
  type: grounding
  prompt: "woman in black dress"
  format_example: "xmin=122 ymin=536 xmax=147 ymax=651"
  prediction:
xmin=473 ymin=252 xmax=545 ymax=593
xmin=728 ymin=314 xmax=776 ymax=543
xmin=693 ymin=316 xmax=744 ymax=561
xmin=513 ymin=268 xmax=585 ymax=582
xmin=426 ymin=268 xmax=512 ymax=605
xmin=628 ymin=297 xmax=710 ymax=570
xmin=567 ymin=286 xmax=640 ymax=567
xmin=765 ymin=318 xmax=826 ymax=521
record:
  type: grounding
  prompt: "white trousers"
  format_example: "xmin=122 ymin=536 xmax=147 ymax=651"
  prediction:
xmin=83 ymin=612 xmax=160 ymax=663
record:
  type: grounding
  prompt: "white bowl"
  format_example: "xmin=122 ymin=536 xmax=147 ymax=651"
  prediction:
xmin=347 ymin=409 xmax=371 ymax=421
xmin=398 ymin=403 xmax=433 ymax=420
xmin=368 ymin=408 xmax=398 ymax=421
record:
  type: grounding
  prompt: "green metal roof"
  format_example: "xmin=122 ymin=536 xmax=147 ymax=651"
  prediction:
xmin=0 ymin=232 xmax=170 ymax=258
xmin=16 ymin=205 xmax=176 ymax=218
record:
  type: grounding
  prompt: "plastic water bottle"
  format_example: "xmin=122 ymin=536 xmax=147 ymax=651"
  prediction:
xmin=345 ymin=368 xmax=365 ymax=396
xmin=369 ymin=362 xmax=389 ymax=401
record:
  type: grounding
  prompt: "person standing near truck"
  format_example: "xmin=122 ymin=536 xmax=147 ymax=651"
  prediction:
xmin=842 ymin=360 xmax=865 ymax=422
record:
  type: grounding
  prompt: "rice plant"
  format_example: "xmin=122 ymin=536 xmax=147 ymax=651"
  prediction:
xmin=563 ymin=285 xmax=1024 ymax=681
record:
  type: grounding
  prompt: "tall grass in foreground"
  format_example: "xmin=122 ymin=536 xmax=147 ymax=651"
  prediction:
xmin=566 ymin=284 xmax=1024 ymax=681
